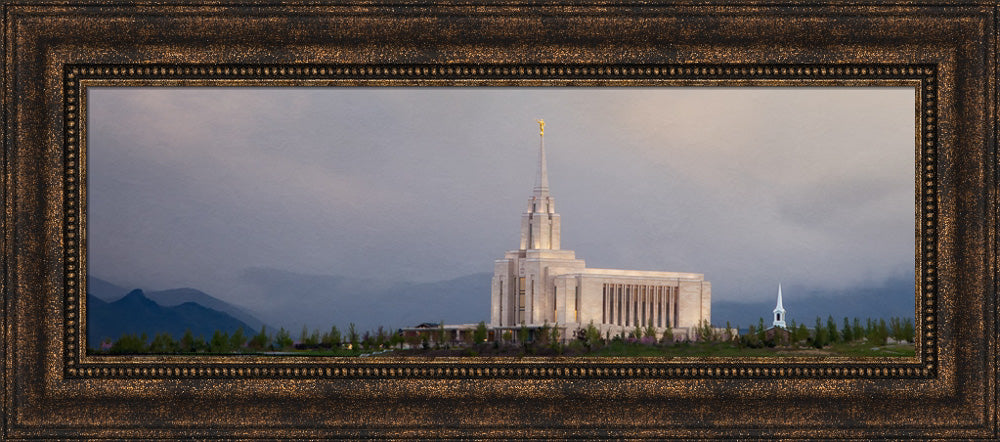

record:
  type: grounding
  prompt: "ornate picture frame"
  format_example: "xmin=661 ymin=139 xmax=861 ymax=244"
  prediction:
xmin=2 ymin=1 xmax=995 ymax=438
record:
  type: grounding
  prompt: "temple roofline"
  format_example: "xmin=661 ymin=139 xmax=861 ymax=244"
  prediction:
xmin=562 ymin=268 xmax=705 ymax=280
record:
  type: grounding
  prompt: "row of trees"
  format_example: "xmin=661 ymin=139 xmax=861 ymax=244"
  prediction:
xmin=94 ymin=315 xmax=917 ymax=355
xmin=739 ymin=316 xmax=915 ymax=349
xmin=514 ymin=315 xmax=915 ymax=354
xmin=97 ymin=322 xmax=403 ymax=355
xmin=104 ymin=328 xmax=253 ymax=355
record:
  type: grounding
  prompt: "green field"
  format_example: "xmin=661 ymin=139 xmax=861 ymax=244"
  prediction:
xmin=583 ymin=340 xmax=915 ymax=358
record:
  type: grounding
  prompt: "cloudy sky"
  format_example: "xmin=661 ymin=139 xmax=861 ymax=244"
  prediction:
xmin=87 ymin=86 xmax=915 ymax=310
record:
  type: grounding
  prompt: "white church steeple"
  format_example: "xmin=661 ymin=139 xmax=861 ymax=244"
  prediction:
xmin=772 ymin=283 xmax=786 ymax=329
xmin=519 ymin=120 xmax=561 ymax=250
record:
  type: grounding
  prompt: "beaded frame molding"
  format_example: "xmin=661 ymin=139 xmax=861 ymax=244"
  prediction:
xmin=4 ymin=2 xmax=996 ymax=439
xmin=63 ymin=63 xmax=938 ymax=380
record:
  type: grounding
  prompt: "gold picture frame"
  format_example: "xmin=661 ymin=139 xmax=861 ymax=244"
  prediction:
xmin=2 ymin=1 xmax=995 ymax=438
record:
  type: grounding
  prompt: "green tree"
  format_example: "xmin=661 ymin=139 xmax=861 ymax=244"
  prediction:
xmin=110 ymin=333 xmax=148 ymax=354
xmin=812 ymin=316 xmax=827 ymax=349
xmin=248 ymin=326 xmax=269 ymax=350
xmin=210 ymin=330 xmax=231 ymax=353
xmin=826 ymin=315 xmax=839 ymax=344
xmin=903 ymin=317 xmax=915 ymax=343
xmin=889 ymin=317 xmax=906 ymax=342
xmin=274 ymin=327 xmax=293 ymax=350
xmin=323 ymin=325 xmax=342 ymax=348
xmin=841 ymin=317 xmax=853 ymax=343
xmin=230 ymin=327 xmax=246 ymax=350
xmin=725 ymin=321 xmax=734 ymax=342
xmin=796 ymin=323 xmax=809 ymax=345
xmin=473 ymin=321 xmax=488 ymax=344
xmin=865 ymin=318 xmax=888 ymax=345
xmin=757 ymin=317 xmax=766 ymax=342
xmin=876 ymin=319 xmax=889 ymax=345
xmin=180 ymin=329 xmax=196 ymax=352
xmin=744 ymin=325 xmax=759 ymax=348
xmin=148 ymin=332 xmax=178 ymax=353
xmin=549 ymin=323 xmax=561 ymax=351
xmin=852 ymin=318 xmax=864 ymax=342
xmin=502 ymin=330 xmax=513 ymax=343
xmin=192 ymin=334 xmax=208 ymax=352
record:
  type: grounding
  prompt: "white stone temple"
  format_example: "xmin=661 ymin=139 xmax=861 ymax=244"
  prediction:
xmin=489 ymin=120 xmax=711 ymax=339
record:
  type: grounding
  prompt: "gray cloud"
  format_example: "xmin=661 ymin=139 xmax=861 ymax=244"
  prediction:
xmin=87 ymin=87 xmax=914 ymax=313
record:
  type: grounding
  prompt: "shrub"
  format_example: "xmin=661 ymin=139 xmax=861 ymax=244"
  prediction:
xmin=696 ymin=319 xmax=715 ymax=342
xmin=643 ymin=319 xmax=657 ymax=339
xmin=660 ymin=326 xmax=674 ymax=344
xmin=585 ymin=321 xmax=603 ymax=350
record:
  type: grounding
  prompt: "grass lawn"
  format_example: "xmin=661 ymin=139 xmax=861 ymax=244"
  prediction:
xmin=585 ymin=340 xmax=915 ymax=358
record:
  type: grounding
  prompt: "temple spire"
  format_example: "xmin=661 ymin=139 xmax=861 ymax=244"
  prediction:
xmin=519 ymin=119 xmax=561 ymax=250
xmin=534 ymin=119 xmax=549 ymax=196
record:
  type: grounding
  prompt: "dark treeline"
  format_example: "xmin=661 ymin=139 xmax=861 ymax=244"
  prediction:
xmin=739 ymin=315 xmax=915 ymax=349
xmin=91 ymin=315 xmax=915 ymax=355
xmin=92 ymin=323 xmax=400 ymax=355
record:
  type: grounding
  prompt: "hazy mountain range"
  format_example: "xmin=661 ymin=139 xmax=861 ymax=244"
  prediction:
xmin=87 ymin=269 xmax=914 ymax=341
xmin=88 ymin=277 xmax=266 ymax=331
xmin=87 ymin=289 xmax=253 ymax=346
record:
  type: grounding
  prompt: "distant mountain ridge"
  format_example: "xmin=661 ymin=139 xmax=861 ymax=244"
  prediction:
xmin=86 ymin=289 xmax=253 ymax=347
xmin=88 ymin=276 xmax=267 ymax=332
